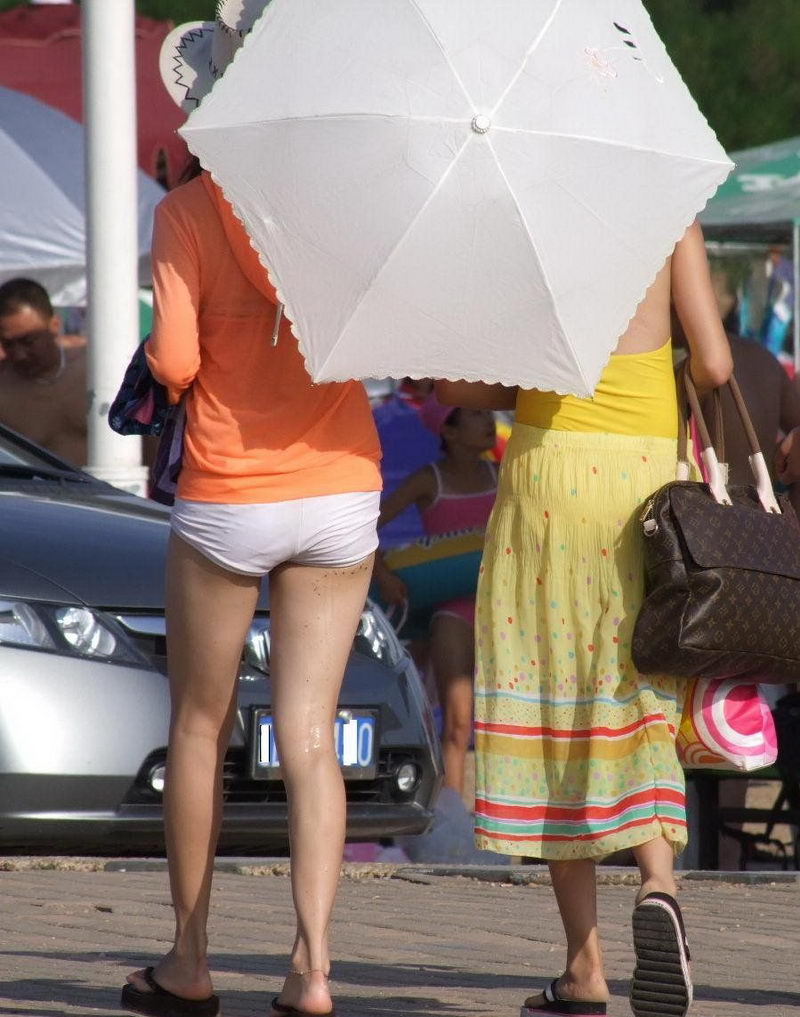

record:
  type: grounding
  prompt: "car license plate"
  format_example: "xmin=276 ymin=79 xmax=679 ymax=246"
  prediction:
xmin=250 ymin=709 xmax=378 ymax=780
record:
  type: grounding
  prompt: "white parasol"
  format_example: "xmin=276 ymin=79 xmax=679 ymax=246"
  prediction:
xmin=182 ymin=0 xmax=732 ymax=395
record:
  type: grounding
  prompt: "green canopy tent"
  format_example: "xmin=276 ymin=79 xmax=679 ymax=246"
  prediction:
xmin=700 ymin=136 xmax=800 ymax=369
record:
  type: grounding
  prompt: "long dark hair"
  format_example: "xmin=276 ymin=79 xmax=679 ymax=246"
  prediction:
xmin=440 ymin=407 xmax=461 ymax=452
xmin=176 ymin=155 xmax=203 ymax=187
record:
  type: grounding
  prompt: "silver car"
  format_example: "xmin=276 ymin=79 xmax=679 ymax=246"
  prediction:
xmin=0 ymin=424 xmax=442 ymax=852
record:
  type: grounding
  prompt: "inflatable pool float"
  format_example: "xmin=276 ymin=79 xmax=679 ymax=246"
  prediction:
xmin=379 ymin=528 xmax=485 ymax=610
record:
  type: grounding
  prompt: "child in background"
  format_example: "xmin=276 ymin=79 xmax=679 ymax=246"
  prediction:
xmin=374 ymin=394 xmax=497 ymax=794
xmin=372 ymin=378 xmax=440 ymax=549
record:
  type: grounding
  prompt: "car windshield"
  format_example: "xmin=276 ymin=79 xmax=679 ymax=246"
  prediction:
xmin=0 ymin=424 xmax=82 ymax=474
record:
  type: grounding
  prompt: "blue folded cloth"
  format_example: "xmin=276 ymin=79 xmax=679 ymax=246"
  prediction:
xmin=108 ymin=338 xmax=171 ymax=437
xmin=108 ymin=338 xmax=184 ymax=505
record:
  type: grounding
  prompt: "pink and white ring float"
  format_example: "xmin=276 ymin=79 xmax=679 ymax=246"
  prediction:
xmin=677 ymin=677 xmax=778 ymax=772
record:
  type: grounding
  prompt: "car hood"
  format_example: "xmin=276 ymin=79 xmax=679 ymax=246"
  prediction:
xmin=0 ymin=488 xmax=172 ymax=609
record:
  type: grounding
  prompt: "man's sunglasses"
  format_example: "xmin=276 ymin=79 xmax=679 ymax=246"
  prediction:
xmin=0 ymin=329 xmax=54 ymax=352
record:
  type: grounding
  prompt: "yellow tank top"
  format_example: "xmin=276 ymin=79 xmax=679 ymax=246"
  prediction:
xmin=515 ymin=340 xmax=678 ymax=439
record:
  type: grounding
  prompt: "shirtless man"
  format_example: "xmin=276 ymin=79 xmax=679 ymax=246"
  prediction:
xmin=0 ymin=278 xmax=88 ymax=467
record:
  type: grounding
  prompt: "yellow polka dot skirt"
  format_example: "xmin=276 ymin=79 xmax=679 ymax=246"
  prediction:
xmin=474 ymin=423 xmax=687 ymax=860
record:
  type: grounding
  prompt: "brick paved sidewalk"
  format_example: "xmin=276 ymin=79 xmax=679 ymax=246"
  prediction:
xmin=0 ymin=865 xmax=798 ymax=1017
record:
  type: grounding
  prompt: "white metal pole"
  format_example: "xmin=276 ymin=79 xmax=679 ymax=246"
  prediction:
xmin=794 ymin=220 xmax=800 ymax=377
xmin=82 ymin=0 xmax=148 ymax=495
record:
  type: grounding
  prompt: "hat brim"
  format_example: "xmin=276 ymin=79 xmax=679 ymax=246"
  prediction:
xmin=159 ymin=21 xmax=215 ymax=113
xmin=217 ymin=0 xmax=270 ymax=33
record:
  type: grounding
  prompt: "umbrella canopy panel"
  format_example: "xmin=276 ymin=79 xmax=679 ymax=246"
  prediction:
xmin=0 ymin=3 xmax=187 ymax=188
xmin=0 ymin=85 xmax=165 ymax=307
xmin=183 ymin=0 xmax=732 ymax=395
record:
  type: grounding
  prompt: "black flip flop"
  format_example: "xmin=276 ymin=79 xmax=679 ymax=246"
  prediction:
xmin=270 ymin=998 xmax=335 ymax=1017
xmin=120 ymin=967 xmax=220 ymax=1017
xmin=521 ymin=979 xmax=607 ymax=1016
xmin=630 ymin=891 xmax=693 ymax=1017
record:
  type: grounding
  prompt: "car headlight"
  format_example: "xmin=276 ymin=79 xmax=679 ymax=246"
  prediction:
xmin=355 ymin=601 xmax=405 ymax=668
xmin=0 ymin=599 xmax=146 ymax=666
xmin=0 ymin=600 xmax=55 ymax=650
xmin=242 ymin=605 xmax=405 ymax=675
xmin=56 ymin=606 xmax=119 ymax=657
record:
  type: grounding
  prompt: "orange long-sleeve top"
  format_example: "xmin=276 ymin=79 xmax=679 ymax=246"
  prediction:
xmin=147 ymin=172 xmax=382 ymax=504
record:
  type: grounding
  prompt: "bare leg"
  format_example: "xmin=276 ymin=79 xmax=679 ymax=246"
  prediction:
xmin=630 ymin=835 xmax=690 ymax=1017
xmin=429 ymin=613 xmax=474 ymax=795
xmin=269 ymin=554 xmax=374 ymax=1017
xmin=632 ymin=835 xmax=678 ymax=903
xmin=127 ymin=534 xmax=260 ymax=999
xmin=524 ymin=860 xmax=609 ymax=1008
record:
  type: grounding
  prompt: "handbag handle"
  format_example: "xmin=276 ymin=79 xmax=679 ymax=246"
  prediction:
xmin=676 ymin=361 xmax=725 ymax=477
xmin=680 ymin=364 xmax=781 ymax=514
xmin=677 ymin=364 xmax=731 ymax=505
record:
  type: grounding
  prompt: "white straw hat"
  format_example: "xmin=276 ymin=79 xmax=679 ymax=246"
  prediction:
xmin=159 ymin=0 xmax=270 ymax=113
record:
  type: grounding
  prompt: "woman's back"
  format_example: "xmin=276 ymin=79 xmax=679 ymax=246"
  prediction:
xmin=614 ymin=259 xmax=673 ymax=357
xmin=516 ymin=340 xmax=678 ymax=438
xmin=515 ymin=222 xmax=735 ymax=439
xmin=516 ymin=259 xmax=677 ymax=438
xmin=147 ymin=173 xmax=381 ymax=503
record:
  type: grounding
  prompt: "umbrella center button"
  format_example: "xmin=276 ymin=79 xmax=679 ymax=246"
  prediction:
xmin=471 ymin=114 xmax=491 ymax=134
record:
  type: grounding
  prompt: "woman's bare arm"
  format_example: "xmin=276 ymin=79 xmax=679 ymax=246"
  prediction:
xmin=373 ymin=467 xmax=437 ymax=607
xmin=671 ymin=221 xmax=733 ymax=392
xmin=436 ymin=380 xmax=518 ymax=410
xmin=377 ymin=467 xmax=436 ymax=529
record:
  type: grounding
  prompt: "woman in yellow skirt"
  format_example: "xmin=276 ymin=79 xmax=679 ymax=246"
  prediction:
xmin=438 ymin=221 xmax=732 ymax=1017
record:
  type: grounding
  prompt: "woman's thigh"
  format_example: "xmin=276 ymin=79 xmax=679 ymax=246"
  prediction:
xmin=430 ymin=612 xmax=474 ymax=685
xmin=165 ymin=532 xmax=261 ymax=719
xmin=267 ymin=555 xmax=374 ymax=763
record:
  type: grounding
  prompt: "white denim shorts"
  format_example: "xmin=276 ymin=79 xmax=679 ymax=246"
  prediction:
xmin=171 ymin=491 xmax=380 ymax=576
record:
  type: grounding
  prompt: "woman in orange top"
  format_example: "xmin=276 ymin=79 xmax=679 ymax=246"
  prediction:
xmin=123 ymin=11 xmax=381 ymax=1017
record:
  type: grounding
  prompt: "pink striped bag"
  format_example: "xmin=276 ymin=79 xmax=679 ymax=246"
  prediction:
xmin=676 ymin=678 xmax=778 ymax=772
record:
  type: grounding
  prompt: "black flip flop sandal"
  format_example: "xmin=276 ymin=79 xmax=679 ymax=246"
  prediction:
xmin=521 ymin=979 xmax=607 ymax=1016
xmin=630 ymin=891 xmax=693 ymax=1017
xmin=120 ymin=967 xmax=220 ymax=1017
xmin=270 ymin=999 xmax=335 ymax=1017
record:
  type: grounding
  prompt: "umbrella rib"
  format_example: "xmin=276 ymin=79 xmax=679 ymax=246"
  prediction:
xmin=315 ymin=134 xmax=474 ymax=381
xmin=489 ymin=0 xmax=566 ymax=119
xmin=407 ymin=0 xmax=476 ymax=110
xmin=490 ymin=126 xmax=731 ymax=167
xmin=187 ymin=113 xmax=471 ymax=131
xmin=485 ymin=135 xmax=589 ymax=393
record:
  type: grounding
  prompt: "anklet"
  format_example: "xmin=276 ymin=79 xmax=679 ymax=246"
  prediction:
xmin=289 ymin=968 xmax=329 ymax=977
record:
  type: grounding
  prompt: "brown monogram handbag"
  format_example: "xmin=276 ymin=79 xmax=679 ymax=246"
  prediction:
xmin=632 ymin=366 xmax=800 ymax=684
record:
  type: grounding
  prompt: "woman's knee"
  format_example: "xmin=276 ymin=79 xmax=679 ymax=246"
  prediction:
xmin=442 ymin=707 xmax=473 ymax=748
xmin=275 ymin=730 xmax=339 ymax=781
xmin=170 ymin=699 xmax=235 ymax=744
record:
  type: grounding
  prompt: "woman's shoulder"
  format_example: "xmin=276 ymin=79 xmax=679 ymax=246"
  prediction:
xmin=414 ymin=462 xmax=440 ymax=486
xmin=156 ymin=176 xmax=226 ymax=256
xmin=399 ymin=462 xmax=439 ymax=499
xmin=157 ymin=174 xmax=212 ymax=220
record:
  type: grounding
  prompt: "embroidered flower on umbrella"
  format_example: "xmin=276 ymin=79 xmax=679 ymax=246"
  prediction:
xmin=584 ymin=46 xmax=618 ymax=82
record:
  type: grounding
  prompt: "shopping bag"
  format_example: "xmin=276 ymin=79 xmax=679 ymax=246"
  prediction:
xmin=676 ymin=677 xmax=777 ymax=772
